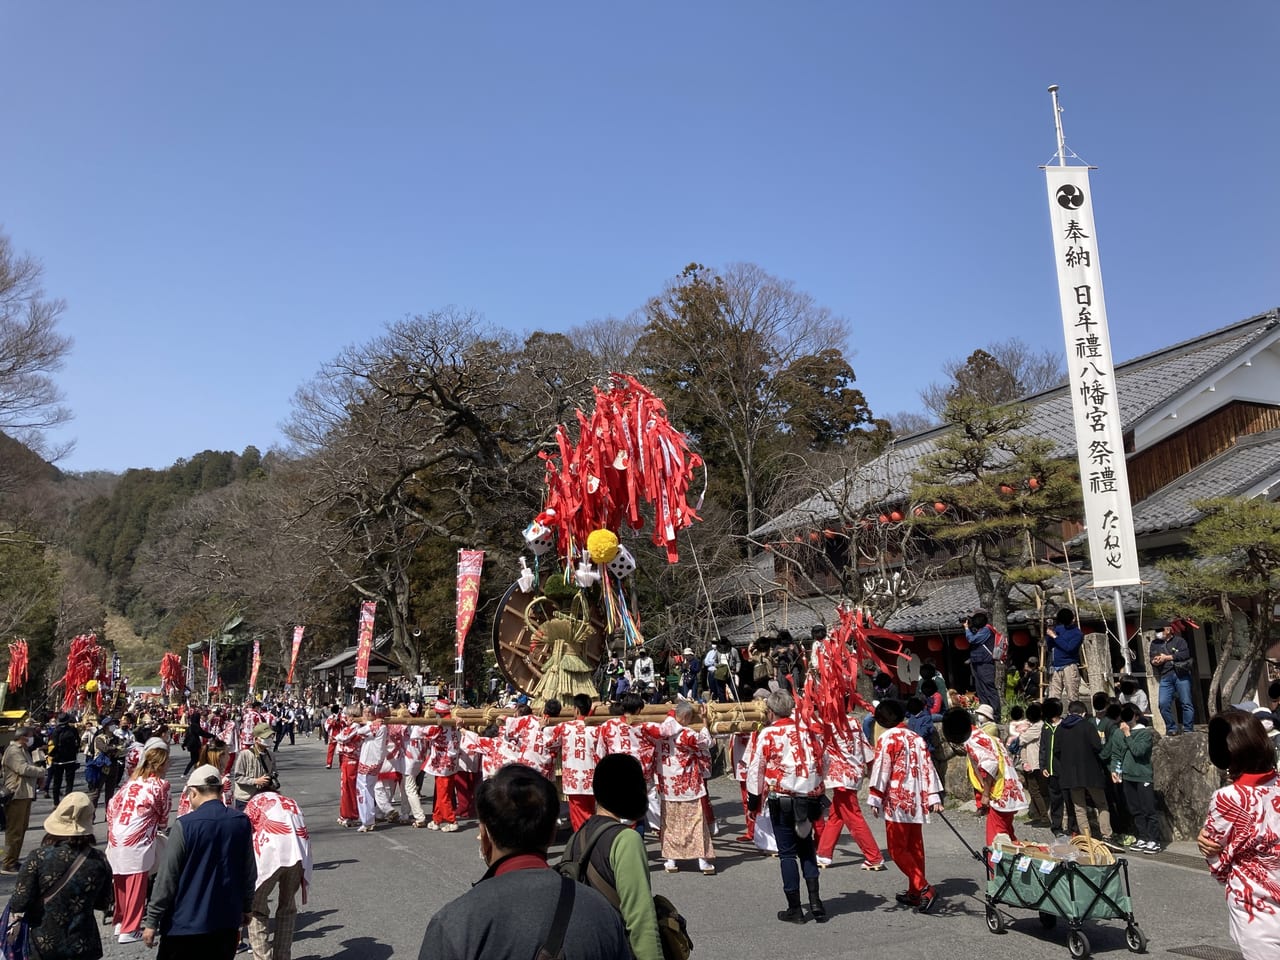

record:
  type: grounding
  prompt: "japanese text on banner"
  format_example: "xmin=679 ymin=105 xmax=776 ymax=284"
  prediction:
xmin=353 ymin=601 xmax=377 ymax=689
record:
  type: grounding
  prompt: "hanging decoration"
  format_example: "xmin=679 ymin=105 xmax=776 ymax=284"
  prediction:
xmin=6 ymin=640 xmax=29 ymax=691
xmin=159 ymin=653 xmax=185 ymax=697
xmin=55 ymin=633 xmax=106 ymax=712
xmin=525 ymin=596 xmax=599 ymax=704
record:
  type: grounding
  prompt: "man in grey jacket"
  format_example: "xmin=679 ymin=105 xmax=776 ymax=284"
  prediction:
xmin=1149 ymin=623 xmax=1196 ymax=735
xmin=419 ymin=764 xmax=627 ymax=960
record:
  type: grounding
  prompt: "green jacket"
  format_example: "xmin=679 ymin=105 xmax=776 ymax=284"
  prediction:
xmin=1099 ymin=726 xmax=1125 ymax=769
xmin=1115 ymin=725 xmax=1154 ymax=783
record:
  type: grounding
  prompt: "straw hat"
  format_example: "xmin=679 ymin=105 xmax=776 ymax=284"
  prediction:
xmin=44 ymin=791 xmax=95 ymax=838
xmin=974 ymin=703 xmax=996 ymax=723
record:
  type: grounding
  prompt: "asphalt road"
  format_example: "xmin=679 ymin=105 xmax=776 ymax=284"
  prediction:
xmin=1 ymin=736 xmax=1247 ymax=960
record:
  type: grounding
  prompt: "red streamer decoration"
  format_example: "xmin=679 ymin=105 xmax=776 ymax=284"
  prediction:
xmin=535 ymin=374 xmax=705 ymax=564
xmin=6 ymin=640 xmax=29 ymax=691
xmin=54 ymin=634 xmax=106 ymax=712
xmin=159 ymin=653 xmax=185 ymax=696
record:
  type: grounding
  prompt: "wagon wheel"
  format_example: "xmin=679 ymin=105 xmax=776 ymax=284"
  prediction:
xmin=1067 ymin=930 xmax=1091 ymax=959
xmin=491 ymin=580 xmax=608 ymax=697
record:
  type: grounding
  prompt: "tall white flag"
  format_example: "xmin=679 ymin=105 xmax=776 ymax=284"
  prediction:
xmin=1045 ymin=166 xmax=1140 ymax=587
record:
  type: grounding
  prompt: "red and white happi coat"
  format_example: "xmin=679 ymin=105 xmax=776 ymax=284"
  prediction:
xmin=546 ymin=720 xmax=596 ymax=796
xmin=106 ymin=776 xmax=171 ymax=875
xmin=459 ymin=730 xmax=506 ymax=780
xmin=356 ymin=722 xmax=388 ymax=776
xmin=241 ymin=708 xmax=263 ymax=746
xmin=244 ymin=792 xmax=314 ymax=904
xmin=640 ymin=716 xmax=711 ymax=802
xmin=334 ymin=722 xmax=363 ymax=761
xmin=122 ymin=743 xmax=144 ymax=782
xmin=501 ymin=716 xmax=555 ymax=780
xmin=221 ymin=718 xmax=242 ymax=753
xmin=420 ymin=724 xmax=461 ymax=777
xmin=822 ymin=717 xmax=871 ymax=791
xmin=747 ymin=717 xmax=825 ymax=798
xmin=1202 ymin=772 xmax=1280 ymax=960
xmin=595 ymin=716 xmax=657 ymax=782
xmin=868 ymin=725 xmax=942 ymax=824
xmin=964 ymin=729 xmax=1029 ymax=814
xmin=396 ymin=724 xmax=430 ymax=777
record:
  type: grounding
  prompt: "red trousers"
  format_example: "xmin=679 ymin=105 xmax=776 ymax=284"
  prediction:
xmin=326 ymin=738 xmax=337 ymax=766
xmin=339 ymin=757 xmax=359 ymax=821
xmin=986 ymin=807 xmax=1017 ymax=846
xmin=433 ymin=774 xmax=457 ymax=824
xmin=454 ymin=770 xmax=477 ymax=819
xmin=884 ymin=820 xmax=929 ymax=896
xmin=567 ymin=795 xmax=596 ymax=831
xmin=817 ymin=787 xmax=883 ymax=863
xmin=737 ymin=783 xmax=756 ymax=839
xmin=113 ymin=872 xmax=148 ymax=934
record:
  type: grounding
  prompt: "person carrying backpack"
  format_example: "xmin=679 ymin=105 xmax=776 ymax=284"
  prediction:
xmin=561 ymin=753 xmax=663 ymax=960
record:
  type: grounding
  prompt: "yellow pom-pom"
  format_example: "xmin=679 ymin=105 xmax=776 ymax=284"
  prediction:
xmin=586 ymin=529 xmax=620 ymax=564
xmin=84 ymin=679 xmax=99 ymax=693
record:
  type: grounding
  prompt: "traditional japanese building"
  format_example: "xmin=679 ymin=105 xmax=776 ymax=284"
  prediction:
xmin=735 ymin=308 xmax=1280 ymax=705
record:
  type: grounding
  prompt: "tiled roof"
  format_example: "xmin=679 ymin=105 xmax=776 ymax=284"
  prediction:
xmin=752 ymin=310 xmax=1280 ymax=538
xmin=721 ymin=565 xmax=1169 ymax=639
xmin=1130 ymin=429 xmax=1280 ymax=537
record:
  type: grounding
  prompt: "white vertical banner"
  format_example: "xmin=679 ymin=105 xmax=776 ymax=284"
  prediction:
xmin=1045 ymin=166 xmax=1140 ymax=587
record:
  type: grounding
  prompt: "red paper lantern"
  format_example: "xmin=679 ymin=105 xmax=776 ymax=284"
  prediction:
xmin=1028 ymin=477 xmax=1041 ymax=490
xmin=954 ymin=635 xmax=970 ymax=650
xmin=933 ymin=502 xmax=947 ymax=514
xmin=927 ymin=637 xmax=944 ymax=652
xmin=999 ymin=484 xmax=1015 ymax=496
xmin=878 ymin=514 xmax=890 ymax=525
xmin=1012 ymin=630 xmax=1031 ymax=647
xmin=913 ymin=507 xmax=925 ymax=518
xmin=823 ymin=529 xmax=838 ymax=539
xmin=889 ymin=510 xmax=904 ymax=522
xmin=809 ymin=531 xmax=820 ymax=542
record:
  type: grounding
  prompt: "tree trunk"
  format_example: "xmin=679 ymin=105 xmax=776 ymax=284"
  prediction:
xmin=1206 ymin=591 xmax=1235 ymax=714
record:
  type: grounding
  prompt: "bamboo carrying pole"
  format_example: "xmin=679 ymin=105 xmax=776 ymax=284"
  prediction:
xmin=381 ymin=700 xmax=766 ymax=734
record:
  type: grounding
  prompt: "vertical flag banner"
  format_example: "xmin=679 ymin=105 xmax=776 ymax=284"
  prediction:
xmin=287 ymin=625 xmax=305 ymax=685
xmin=207 ymin=642 xmax=219 ymax=694
xmin=248 ymin=638 xmax=261 ymax=693
xmin=1045 ymin=165 xmax=1140 ymax=587
xmin=455 ymin=550 xmax=485 ymax=669
xmin=186 ymin=650 xmax=195 ymax=690
xmin=353 ymin=601 xmax=377 ymax=689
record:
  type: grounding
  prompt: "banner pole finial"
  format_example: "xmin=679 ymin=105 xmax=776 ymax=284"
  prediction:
xmin=1048 ymin=84 xmax=1067 ymax=166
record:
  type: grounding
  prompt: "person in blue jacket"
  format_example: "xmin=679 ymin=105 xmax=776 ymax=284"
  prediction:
xmin=964 ymin=611 xmax=1001 ymax=723
xmin=1045 ymin=607 xmax=1084 ymax=704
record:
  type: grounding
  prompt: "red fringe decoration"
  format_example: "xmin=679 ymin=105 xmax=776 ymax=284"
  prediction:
xmin=797 ymin=606 xmax=913 ymax=731
xmin=159 ymin=653 xmax=185 ymax=696
xmin=6 ymin=640 xmax=29 ymax=691
xmin=54 ymin=634 xmax=106 ymax=712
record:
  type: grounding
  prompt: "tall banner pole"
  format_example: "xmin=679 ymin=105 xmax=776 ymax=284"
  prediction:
xmin=1042 ymin=85 xmax=1141 ymax=673
xmin=286 ymin=625 xmax=305 ymax=688
xmin=455 ymin=550 xmax=485 ymax=704
xmin=248 ymin=639 xmax=261 ymax=695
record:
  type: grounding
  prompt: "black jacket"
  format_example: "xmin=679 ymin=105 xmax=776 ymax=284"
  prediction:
xmin=1053 ymin=714 xmax=1107 ymax=790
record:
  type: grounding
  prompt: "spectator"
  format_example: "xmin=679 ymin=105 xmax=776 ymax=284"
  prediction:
xmin=143 ymin=765 xmax=257 ymax=960
xmin=1054 ymin=700 xmax=1117 ymax=847
xmin=1040 ymin=699 xmax=1078 ymax=836
xmin=106 ymin=738 xmax=171 ymax=943
xmin=418 ymin=765 xmax=628 ymax=960
xmin=244 ymin=788 xmax=313 ymax=960
xmin=632 ymin=651 xmax=655 ymax=689
xmin=1150 ymin=623 xmax=1196 ymax=735
xmin=1198 ymin=711 xmax=1280 ymax=960
xmin=1017 ymin=657 xmax=1041 ymax=701
xmin=562 ymin=753 xmax=662 ymax=960
xmin=2 ymin=725 xmax=47 ymax=875
xmin=86 ymin=716 xmax=125 ymax=815
xmin=182 ymin=710 xmax=210 ymax=776
xmin=1117 ymin=676 xmax=1150 ymax=719
xmin=232 ymin=723 xmax=279 ymax=810
xmin=48 ymin=713 xmax=81 ymax=804
xmin=964 ymin=611 xmax=1001 ymax=722
xmin=678 ymin=649 xmax=698 ymax=699
xmin=919 ymin=662 xmax=949 ymax=711
xmin=1113 ymin=705 xmax=1160 ymax=854
xmin=1045 ymin=608 xmax=1084 ymax=704
xmin=7 ymin=792 xmax=112 ymax=960
xmin=1018 ymin=703 xmax=1050 ymax=826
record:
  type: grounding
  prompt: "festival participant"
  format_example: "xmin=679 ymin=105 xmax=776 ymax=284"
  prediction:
xmin=178 ymin=738 xmax=233 ymax=816
xmin=106 ymin=738 xmax=172 ymax=943
xmin=816 ymin=699 xmax=884 ymax=871
xmin=459 ymin=724 xmax=507 ymax=782
xmin=640 ymin=701 xmax=715 ymax=875
xmin=730 ymin=726 xmax=759 ymax=842
xmin=244 ymin=787 xmax=313 ymax=960
xmin=867 ymin=699 xmax=943 ymax=914
xmin=596 ymin=694 xmax=660 ymax=833
xmin=329 ymin=706 xmax=360 ymax=826
xmin=376 ymin=714 xmax=407 ymax=824
xmin=501 ymin=701 xmax=556 ymax=781
xmin=546 ymin=694 xmax=598 ymax=831
xmin=941 ymin=707 xmax=1028 ymax=845
xmin=242 ymin=701 xmax=265 ymax=751
xmin=746 ymin=689 xmax=828 ymax=923
xmin=1198 ymin=710 xmax=1280 ymax=960
xmin=323 ymin=706 xmax=342 ymax=769
xmin=393 ymin=702 xmax=430 ymax=828
xmin=354 ymin=706 xmax=389 ymax=833
xmin=421 ymin=701 xmax=462 ymax=831
xmin=220 ymin=709 xmax=242 ymax=772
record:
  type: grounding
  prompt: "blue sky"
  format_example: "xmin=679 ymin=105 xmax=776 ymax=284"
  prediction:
xmin=3 ymin=2 xmax=1276 ymax=472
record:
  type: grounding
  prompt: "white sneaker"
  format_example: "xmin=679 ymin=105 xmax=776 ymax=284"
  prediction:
xmin=114 ymin=924 xmax=122 ymax=936
xmin=816 ymin=856 xmax=832 ymax=868
xmin=426 ymin=821 xmax=440 ymax=831
xmin=118 ymin=931 xmax=143 ymax=944
xmin=356 ymin=824 xmax=374 ymax=833
xmin=440 ymin=822 xmax=458 ymax=833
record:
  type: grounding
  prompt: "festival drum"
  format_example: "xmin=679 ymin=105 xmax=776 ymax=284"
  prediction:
xmin=491 ymin=580 xmax=609 ymax=696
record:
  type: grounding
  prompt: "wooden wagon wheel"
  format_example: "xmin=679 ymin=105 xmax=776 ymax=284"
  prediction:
xmin=491 ymin=580 xmax=609 ymax=696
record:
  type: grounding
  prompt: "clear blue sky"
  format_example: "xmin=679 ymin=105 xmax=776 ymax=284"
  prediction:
xmin=3 ymin=2 xmax=1276 ymax=472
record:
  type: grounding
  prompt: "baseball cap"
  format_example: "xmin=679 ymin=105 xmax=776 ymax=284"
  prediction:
xmin=186 ymin=764 xmax=223 ymax=789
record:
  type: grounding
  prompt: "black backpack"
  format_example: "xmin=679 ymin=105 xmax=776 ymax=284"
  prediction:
xmin=558 ymin=819 xmax=693 ymax=960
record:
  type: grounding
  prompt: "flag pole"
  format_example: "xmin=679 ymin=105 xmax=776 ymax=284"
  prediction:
xmin=1048 ymin=84 xmax=1067 ymax=166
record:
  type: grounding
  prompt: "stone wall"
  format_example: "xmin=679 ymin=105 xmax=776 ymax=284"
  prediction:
xmin=1152 ymin=730 xmax=1222 ymax=842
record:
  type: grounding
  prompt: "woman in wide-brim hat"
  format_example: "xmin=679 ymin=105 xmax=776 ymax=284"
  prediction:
xmin=7 ymin=791 xmax=113 ymax=960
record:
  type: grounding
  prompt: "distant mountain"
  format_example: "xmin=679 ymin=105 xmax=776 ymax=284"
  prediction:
xmin=0 ymin=431 xmax=62 ymax=485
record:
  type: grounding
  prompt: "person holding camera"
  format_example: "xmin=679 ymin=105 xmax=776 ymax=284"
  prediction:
xmin=1150 ymin=622 xmax=1196 ymax=735
xmin=964 ymin=611 xmax=1001 ymax=723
